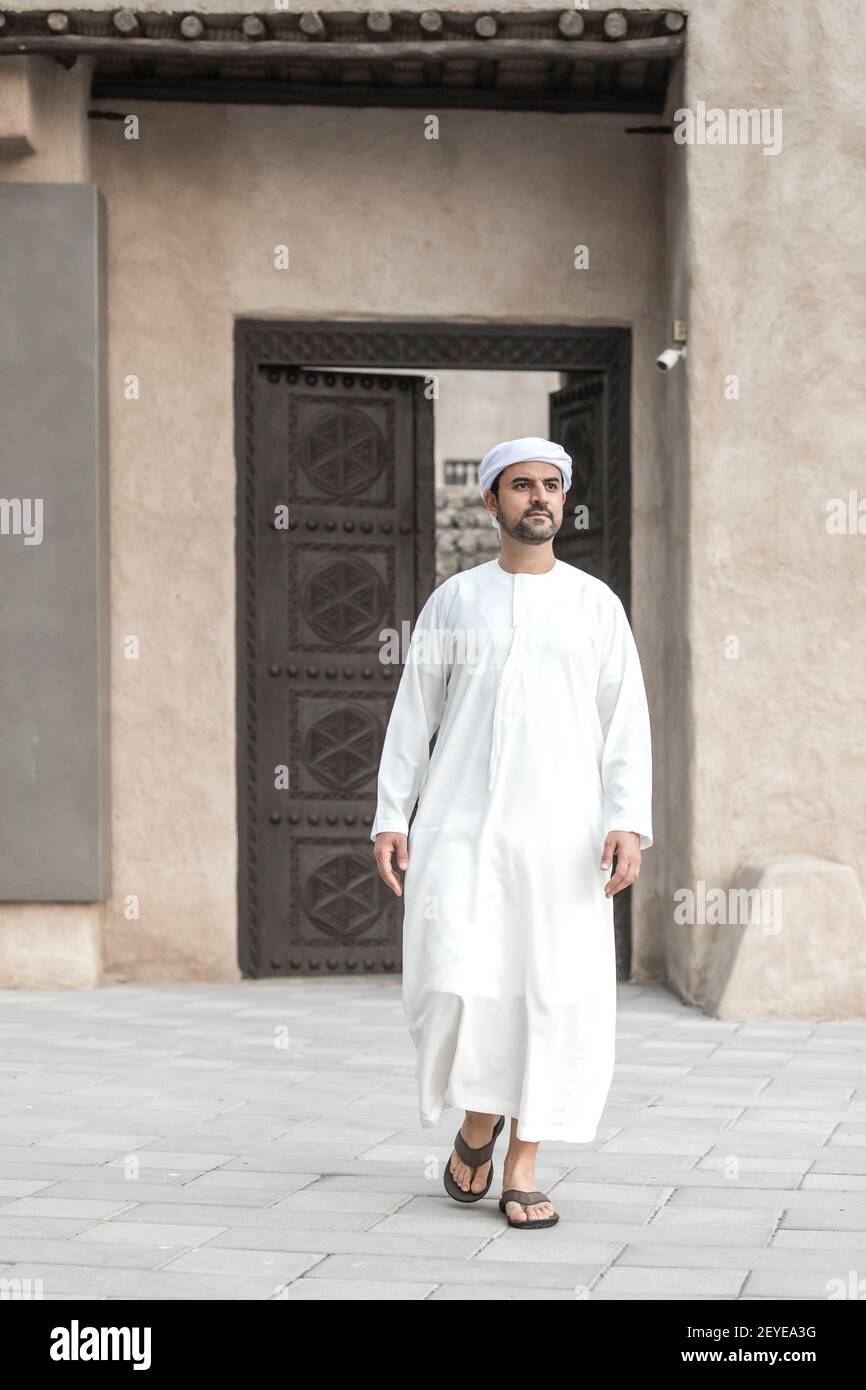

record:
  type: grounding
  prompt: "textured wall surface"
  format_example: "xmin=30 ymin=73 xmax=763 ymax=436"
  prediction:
xmin=677 ymin=0 xmax=866 ymax=1006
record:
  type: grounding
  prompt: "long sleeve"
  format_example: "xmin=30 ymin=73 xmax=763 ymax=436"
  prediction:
xmin=370 ymin=586 xmax=449 ymax=840
xmin=596 ymin=593 xmax=653 ymax=850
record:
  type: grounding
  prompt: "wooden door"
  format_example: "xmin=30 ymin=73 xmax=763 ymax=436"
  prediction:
xmin=549 ymin=373 xmax=630 ymax=607
xmin=237 ymin=365 xmax=434 ymax=977
xmin=549 ymin=374 xmax=634 ymax=976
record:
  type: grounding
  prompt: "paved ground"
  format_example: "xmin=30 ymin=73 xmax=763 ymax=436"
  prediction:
xmin=0 ymin=979 xmax=864 ymax=1301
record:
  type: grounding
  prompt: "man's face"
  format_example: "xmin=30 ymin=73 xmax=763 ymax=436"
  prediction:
xmin=487 ymin=459 xmax=565 ymax=543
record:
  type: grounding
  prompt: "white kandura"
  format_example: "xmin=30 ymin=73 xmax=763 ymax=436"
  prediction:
xmin=371 ymin=557 xmax=653 ymax=1143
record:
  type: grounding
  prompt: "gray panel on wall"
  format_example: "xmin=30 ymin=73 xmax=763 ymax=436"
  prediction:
xmin=0 ymin=183 xmax=110 ymax=900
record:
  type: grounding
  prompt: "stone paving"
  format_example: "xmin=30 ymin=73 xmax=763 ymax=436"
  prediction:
xmin=0 ymin=979 xmax=864 ymax=1300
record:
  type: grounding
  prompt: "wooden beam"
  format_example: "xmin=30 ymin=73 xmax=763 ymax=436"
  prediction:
xmin=112 ymin=10 xmax=140 ymax=36
xmin=90 ymin=72 xmax=670 ymax=113
xmin=603 ymin=12 xmax=629 ymax=41
xmin=179 ymin=16 xmax=204 ymax=40
xmin=298 ymin=12 xmax=325 ymax=38
xmin=557 ymin=11 xmax=585 ymax=39
xmin=0 ymin=35 xmax=684 ymax=62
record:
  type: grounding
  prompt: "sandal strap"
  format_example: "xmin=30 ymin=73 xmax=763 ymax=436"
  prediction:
xmin=501 ymin=1188 xmax=551 ymax=1207
xmin=453 ymin=1115 xmax=503 ymax=1167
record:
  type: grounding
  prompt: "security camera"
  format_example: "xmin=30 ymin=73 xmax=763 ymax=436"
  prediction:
xmin=656 ymin=344 xmax=687 ymax=372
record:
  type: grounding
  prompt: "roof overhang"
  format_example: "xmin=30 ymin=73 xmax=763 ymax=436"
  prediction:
xmin=0 ymin=8 xmax=686 ymax=112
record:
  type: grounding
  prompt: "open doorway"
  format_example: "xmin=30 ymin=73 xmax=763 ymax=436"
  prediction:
xmin=235 ymin=322 xmax=632 ymax=980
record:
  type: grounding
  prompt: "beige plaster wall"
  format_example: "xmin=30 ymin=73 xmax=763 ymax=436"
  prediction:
xmin=0 ymin=53 xmax=92 ymax=178
xmin=640 ymin=52 xmax=692 ymax=991
xmin=675 ymin=0 xmax=866 ymax=1006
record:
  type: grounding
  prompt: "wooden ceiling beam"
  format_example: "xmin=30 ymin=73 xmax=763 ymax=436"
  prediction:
xmin=0 ymin=34 xmax=685 ymax=63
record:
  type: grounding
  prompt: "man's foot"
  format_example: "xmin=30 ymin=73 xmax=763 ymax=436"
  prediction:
xmin=447 ymin=1111 xmax=501 ymax=1195
xmin=501 ymin=1157 xmax=556 ymax=1223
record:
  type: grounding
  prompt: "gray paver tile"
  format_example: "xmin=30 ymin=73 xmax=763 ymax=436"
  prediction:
xmin=1 ymin=979 xmax=863 ymax=1300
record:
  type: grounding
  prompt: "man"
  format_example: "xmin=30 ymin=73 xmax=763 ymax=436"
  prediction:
xmin=371 ymin=437 xmax=652 ymax=1230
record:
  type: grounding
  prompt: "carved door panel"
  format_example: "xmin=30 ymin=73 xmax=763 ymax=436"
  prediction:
xmin=549 ymin=374 xmax=630 ymax=608
xmin=238 ymin=365 xmax=434 ymax=978
xmin=549 ymin=374 xmax=633 ymax=977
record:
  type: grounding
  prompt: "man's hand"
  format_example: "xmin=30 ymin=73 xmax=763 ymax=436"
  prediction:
xmin=600 ymin=830 xmax=641 ymax=898
xmin=373 ymin=831 xmax=409 ymax=896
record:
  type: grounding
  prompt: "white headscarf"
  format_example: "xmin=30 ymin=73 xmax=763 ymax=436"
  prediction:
xmin=478 ymin=436 xmax=573 ymax=531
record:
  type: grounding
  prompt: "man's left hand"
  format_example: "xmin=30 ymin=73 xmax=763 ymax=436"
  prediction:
xmin=600 ymin=831 xmax=641 ymax=897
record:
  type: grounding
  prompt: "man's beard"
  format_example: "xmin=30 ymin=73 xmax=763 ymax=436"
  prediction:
xmin=501 ymin=509 xmax=560 ymax=544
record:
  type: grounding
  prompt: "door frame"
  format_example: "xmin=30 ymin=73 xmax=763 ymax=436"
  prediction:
xmin=234 ymin=319 xmax=633 ymax=975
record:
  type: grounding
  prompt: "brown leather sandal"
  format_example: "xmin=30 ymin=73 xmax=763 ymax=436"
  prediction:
xmin=498 ymin=1188 xmax=560 ymax=1229
xmin=443 ymin=1114 xmax=505 ymax=1203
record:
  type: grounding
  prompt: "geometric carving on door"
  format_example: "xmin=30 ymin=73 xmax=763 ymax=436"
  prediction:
xmin=300 ymin=406 xmax=385 ymax=496
xmin=302 ymin=849 xmax=384 ymax=938
xmin=302 ymin=704 xmax=382 ymax=791
xmin=301 ymin=556 xmax=388 ymax=643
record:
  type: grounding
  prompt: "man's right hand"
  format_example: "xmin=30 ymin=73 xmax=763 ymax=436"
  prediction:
xmin=372 ymin=832 xmax=409 ymax=896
